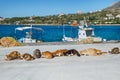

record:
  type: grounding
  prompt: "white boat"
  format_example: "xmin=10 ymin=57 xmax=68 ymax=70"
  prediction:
xmin=62 ymin=35 xmax=77 ymax=42
xmin=62 ymin=18 xmax=103 ymax=42
xmin=15 ymin=25 xmax=43 ymax=43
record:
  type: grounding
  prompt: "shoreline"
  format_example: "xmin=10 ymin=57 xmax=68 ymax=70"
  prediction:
xmin=0 ymin=24 xmax=63 ymax=26
xmin=0 ymin=24 xmax=120 ymax=26
xmin=22 ymin=40 xmax=120 ymax=46
xmin=94 ymin=24 xmax=120 ymax=26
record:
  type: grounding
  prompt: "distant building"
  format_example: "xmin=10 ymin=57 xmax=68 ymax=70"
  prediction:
xmin=77 ymin=10 xmax=84 ymax=14
xmin=103 ymin=17 xmax=108 ymax=20
xmin=105 ymin=22 xmax=113 ymax=24
xmin=29 ymin=16 xmax=35 ymax=22
xmin=58 ymin=13 xmax=65 ymax=17
xmin=89 ymin=11 xmax=94 ymax=13
xmin=116 ymin=14 xmax=120 ymax=18
xmin=0 ymin=17 xmax=4 ymax=21
xmin=106 ymin=14 xmax=115 ymax=19
xmin=96 ymin=10 xmax=102 ymax=12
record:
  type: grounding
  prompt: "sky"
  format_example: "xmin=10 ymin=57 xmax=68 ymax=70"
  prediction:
xmin=0 ymin=0 xmax=119 ymax=18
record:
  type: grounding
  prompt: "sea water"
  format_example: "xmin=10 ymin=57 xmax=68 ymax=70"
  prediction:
xmin=0 ymin=25 xmax=120 ymax=42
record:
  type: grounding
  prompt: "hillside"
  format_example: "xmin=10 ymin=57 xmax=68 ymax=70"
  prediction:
xmin=104 ymin=1 xmax=120 ymax=12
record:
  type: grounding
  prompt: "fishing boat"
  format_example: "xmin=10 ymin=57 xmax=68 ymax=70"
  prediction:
xmin=15 ymin=25 xmax=43 ymax=43
xmin=62 ymin=18 xmax=103 ymax=42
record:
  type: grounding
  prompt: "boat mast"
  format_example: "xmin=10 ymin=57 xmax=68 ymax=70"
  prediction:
xmin=59 ymin=13 xmax=65 ymax=38
xmin=84 ymin=17 xmax=88 ymax=27
xmin=29 ymin=16 xmax=33 ymax=39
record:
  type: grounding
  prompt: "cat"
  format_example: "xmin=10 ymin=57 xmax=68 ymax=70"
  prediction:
xmin=33 ymin=49 xmax=41 ymax=58
xmin=22 ymin=53 xmax=35 ymax=61
xmin=6 ymin=51 xmax=22 ymax=61
xmin=53 ymin=49 xmax=68 ymax=56
xmin=109 ymin=47 xmax=120 ymax=54
xmin=80 ymin=48 xmax=102 ymax=56
xmin=42 ymin=51 xmax=54 ymax=59
xmin=64 ymin=49 xmax=80 ymax=57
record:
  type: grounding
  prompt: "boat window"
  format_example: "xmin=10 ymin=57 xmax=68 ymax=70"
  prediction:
xmin=86 ymin=30 xmax=92 ymax=36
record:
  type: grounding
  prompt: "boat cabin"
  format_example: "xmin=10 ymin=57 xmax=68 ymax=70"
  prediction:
xmin=15 ymin=25 xmax=43 ymax=43
xmin=78 ymin=27 xmax=94 ymax=41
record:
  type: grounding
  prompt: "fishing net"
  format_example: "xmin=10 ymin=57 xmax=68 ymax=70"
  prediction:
xmin=0 ymin=37 xmax=21 ymax=47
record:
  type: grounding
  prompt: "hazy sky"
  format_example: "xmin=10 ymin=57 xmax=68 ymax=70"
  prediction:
xmin=0 ymin=0 xmax=119 ymax=18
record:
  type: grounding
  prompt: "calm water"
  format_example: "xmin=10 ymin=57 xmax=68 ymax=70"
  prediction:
xmin=0 ymin=25 xmax=120 ymax=42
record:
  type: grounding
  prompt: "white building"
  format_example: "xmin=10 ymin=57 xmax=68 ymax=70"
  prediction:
xmin=106 ymin=14 xmax=115 ymax=19
xmin=0 ymin=17 xmax=4 ymax=21
xmin=116 ymin=14 xmax=120 ymax=18
xmin=77 ymin=10 xmax=84 ymax=14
